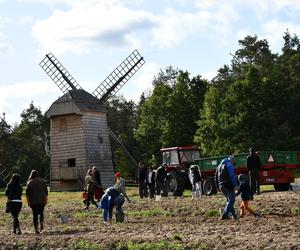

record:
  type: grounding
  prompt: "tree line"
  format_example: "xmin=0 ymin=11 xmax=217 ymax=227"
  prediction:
xmin=1 ymin=32 xmax=300 ymax=180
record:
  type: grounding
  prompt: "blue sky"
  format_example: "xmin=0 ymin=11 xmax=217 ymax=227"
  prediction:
xmin=1 ymin=0 xmax=300 ymax=124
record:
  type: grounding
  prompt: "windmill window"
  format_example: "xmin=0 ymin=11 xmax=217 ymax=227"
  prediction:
xmin=67 ymin=158 xmax=76 ymax=168
xmin=60 ymin=118 xmax=67 ymax=131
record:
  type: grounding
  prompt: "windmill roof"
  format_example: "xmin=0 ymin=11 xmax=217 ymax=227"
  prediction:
xmin=46 ymin=89 xmax=106 ymax=117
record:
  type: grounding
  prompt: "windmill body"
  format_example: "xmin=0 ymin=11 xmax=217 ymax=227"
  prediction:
xmin=40 ymin=51 xmax=144 ymax=191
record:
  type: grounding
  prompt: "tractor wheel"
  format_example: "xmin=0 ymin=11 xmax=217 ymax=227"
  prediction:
xmin=167 ymin=171 xmax=185 ymax=196
xmin=274 ymin=183 xmax=290 ymax=191
xmin=202 ymin=177 xmax=217 ymax=195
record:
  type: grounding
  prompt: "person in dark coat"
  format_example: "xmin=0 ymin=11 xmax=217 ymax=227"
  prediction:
xmin=215 ymin=156 xmax=238 ymax=220
xmin=92 ymin=166 xmax=103 ymax=201
xmin=26 ymin=170 xmax=48 ymax=234
xmin=83 ymin=169 xmax=98 ymax=209
xmin=155 ymin=164 xmax=167 ymax=196
xmin=146 ymin=166 xmax=156 ymax=198
xmin=137 ymin=161 xmax=148 ymax=199
xmin=5 ymin=174 xmax=22 ymax=235
xmin=236 ymin=174 xmax=257 ymax=217
xmin=246 ymin=148 xmax=261 ymax=195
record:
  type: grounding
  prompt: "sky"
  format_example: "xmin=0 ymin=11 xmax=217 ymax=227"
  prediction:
xmin=1 ymin=0 xmax=300 ymax=125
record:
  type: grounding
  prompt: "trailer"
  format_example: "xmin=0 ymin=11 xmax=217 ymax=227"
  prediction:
xmin=197 ymin=151 xmax=300 ymax=195
xmin=161 ymin=146 xmax=300 ymax=196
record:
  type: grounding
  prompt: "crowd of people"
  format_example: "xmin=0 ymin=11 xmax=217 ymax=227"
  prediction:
xmin=4 ymin=147 xmax=262 ymax=234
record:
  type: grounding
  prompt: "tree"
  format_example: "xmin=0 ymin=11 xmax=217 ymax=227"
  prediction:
xmin=195 ymin=33 xmax=300 ymax=156
xmin=11 ymin=103 xmax=50 ymax=183
xmin=106 ymin=96 xmax=140 ymax=178
xmin=0 ymin=113 xmax=14 ymax=172
xmin=136 ymin=67 xmax=209 ymax=163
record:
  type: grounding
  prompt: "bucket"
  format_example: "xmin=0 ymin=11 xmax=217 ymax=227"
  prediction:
xmin=115 ymin=211 xmax=125 ymax=223
xmin=59 ymin=214 xmax=69 ymax=224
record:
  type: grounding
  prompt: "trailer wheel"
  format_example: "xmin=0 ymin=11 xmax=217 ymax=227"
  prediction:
xmin=167 ymin=171 xmax=185 ymax=196
xmin=274 ymin=183 xmax=290 ymax=191
xmin=202 ymin=177 xmax=217 ymax=195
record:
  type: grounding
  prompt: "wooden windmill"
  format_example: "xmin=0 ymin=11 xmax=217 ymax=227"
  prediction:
xmin=39 ymin=50 xmax=145 ymax=191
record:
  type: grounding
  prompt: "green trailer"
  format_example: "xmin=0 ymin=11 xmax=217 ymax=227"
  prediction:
xmin=196 ymin=151 xmax=300 ymax=195
xmin=160 ymin=146 xmax=300 ymax=196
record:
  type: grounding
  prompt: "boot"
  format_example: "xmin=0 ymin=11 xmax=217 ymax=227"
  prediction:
xmin=16 ymin=227 xmax=22 ymax=235
xmin=40 ymin=222 xmax=44 ymax=232
xmin=35 ymin=226 xmax=40 ymax=234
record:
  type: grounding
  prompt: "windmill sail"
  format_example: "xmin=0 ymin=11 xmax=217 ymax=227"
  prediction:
xmin=39 ymin=53 xmax=82 ymax=94
xmin=92 ymin=50 xmax=145 ymax=102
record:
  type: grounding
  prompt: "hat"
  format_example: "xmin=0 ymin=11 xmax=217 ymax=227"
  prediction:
xmin=115 ymin=172 xmax=121 ymax=178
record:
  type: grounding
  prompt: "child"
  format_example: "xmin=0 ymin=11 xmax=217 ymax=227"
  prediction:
xmin=235 ymin=174 xmax=257 ymax=217
xmin=114 ymin=172 xmax=131 ymax=203
xmin=99 ymin=187 xmax=125 ymax=224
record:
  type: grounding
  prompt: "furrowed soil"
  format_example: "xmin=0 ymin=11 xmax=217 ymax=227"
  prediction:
xmin=0 ymin=187 xmax=300 ymax=250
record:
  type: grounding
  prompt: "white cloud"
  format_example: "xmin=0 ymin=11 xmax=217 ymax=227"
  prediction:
xmin=0 ymin=81 xmax=60 ymax=124
xmin=31 ymin=0 xmax=243 ymax=55
xmin=201 ymin=71 xmax=216 ymax=81
xmin=261 ymin=19 xmax=300 ymax=51
xmin=31 ymin=0 xmax=156 ymax=55
xmin=0 ymin=17 xmax=13 ymax=54
xmin=18 ymin=16 xmax=35 ymax=25
xmin=152 ymin=2 xmax=240 ymax=48
xmin=119 ymin=61 xmax=159 ymax=102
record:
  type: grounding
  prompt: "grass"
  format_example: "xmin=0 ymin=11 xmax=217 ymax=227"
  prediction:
xmin=73 ymin=239 xmax=104 ymax=250
xmin=291 ymin=207 xmax=300 ymax=215
xmin=115 ymin=241 xmax=184 ymax=250
xmin=205 ymin=209 xmax=219 ymax=217
xmin=128 ymin=208 xmax=172 ymax=217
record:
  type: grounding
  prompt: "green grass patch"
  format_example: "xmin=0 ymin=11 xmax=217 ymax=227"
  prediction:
xmin=206 ymin=209 xmax=219 ymax=217
xmin=291 ymin=207 xmax=300 ymax=215
xmin=73 ymin=239 xmax=103 ymax=250
xmin=193 ymin=207 xmax=205 ymax=216
xmin=260 ymin=185 xmax=275 ymax=192
xmin=115 ymin=241 xmax=184 ymax=250
xmin=128 ymin=208 xmax=172 ymax=217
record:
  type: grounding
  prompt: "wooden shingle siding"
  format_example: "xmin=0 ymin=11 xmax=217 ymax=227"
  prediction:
xmin=82 ymin=111 xmax=115 ymax=188
xmin=47 ymin=90 xmax=115 ymax=191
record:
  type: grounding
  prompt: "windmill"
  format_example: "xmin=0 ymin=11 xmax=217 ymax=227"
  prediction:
xmin=39 ymin=50 xmax=145 ymax=191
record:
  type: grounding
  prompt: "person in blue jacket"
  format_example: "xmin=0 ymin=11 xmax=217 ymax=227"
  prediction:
xmin=215 ymin=156 xmax=238 ymax=220
xmin=99 ymin=187 xmax=125 ymax=224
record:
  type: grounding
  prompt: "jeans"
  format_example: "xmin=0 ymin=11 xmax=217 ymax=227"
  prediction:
xmin=10 ymin=202 xmax=22 ymax=231
xmin=102 ymin=208 xmax=113 ymax=222
xmin=31 ymin=204 xmax=45 ymax=228
xmin=220 ymin=185 xmax=236 ymax=219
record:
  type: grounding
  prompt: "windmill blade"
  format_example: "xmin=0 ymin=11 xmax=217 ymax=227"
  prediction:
xmin=39 ymin=53 xmax=82 ymax=94
xmin=92 ymin=50 xmax=145 ymax=102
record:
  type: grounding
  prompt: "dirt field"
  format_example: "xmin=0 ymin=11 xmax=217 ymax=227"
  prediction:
xmin=0 ymin=187 xmax=300 ymax=250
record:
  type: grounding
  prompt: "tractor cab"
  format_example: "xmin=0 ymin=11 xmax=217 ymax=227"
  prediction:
xmin=161 ymin=146 xmax=200 ymax=170
xmin=160 ymin=146 xmax=200 ymax=196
